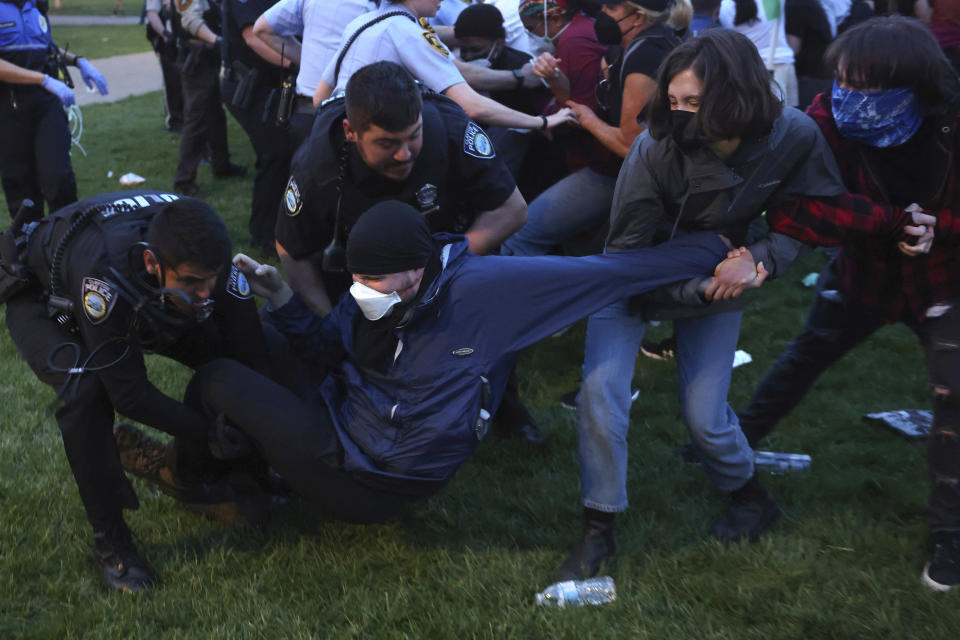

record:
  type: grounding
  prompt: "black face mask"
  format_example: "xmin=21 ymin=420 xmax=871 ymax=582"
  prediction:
xmin=669 ymin=109 xmax=705 ymax=153
xmin=593 ymin=12 xmax=631 ymax=46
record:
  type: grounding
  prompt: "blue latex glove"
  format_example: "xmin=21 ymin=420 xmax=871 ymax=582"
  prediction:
xmin=76 ymin=57 xmax=108 ymax=95
xmin=40 ymin=75 xmax=76 ymax=107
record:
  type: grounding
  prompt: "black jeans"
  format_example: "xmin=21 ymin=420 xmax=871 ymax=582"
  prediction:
xmin=185 ymin=358 xmax=409 ymax=523
xmin=739 ymin=259 xmax=960 ymax=532
xmin=174 ymin=50 xmax=230 ymax=185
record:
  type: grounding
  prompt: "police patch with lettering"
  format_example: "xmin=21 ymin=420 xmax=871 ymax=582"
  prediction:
xmin=226 ymin=265 xmax=252 ymax=300
xmin=284 ymin=177 xmax=302 ymax=216
xmin=463 ymin=122 xmax=495 ymax=159
xmin=81 ymin=278 xmax=118 ymax=325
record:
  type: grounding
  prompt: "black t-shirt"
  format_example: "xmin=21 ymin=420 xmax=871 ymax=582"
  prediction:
xmin=489 ymin=46 xmax=548 ymax=115
xmin=223 ymin=0 xmax=279 ymax=75
xmin=276 ymin=94 xmax=517 ymax=260
xmin=785 ymin=0 xmax=832 ymax=78
xmin=606 ymin=24 xmax=679 ymax=126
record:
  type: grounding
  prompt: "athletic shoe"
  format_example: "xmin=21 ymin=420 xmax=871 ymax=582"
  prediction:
xmin=922 ymin=531 xmax=960 ymax=592
xmin=640 ymin=336 xmax=677 ymax=361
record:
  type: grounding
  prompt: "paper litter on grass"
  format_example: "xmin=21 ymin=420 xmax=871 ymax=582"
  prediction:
xmin=863 ymin=409 xmax=932 ymax=439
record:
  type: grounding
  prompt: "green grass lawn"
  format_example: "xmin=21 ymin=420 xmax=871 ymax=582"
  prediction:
xmin=53 ymin=24 xmax=153 ymax=59
xmin=0 ymin=92 xmax=958 ymax=638
xmin=50 ymin=0 xmax=131 ymax=16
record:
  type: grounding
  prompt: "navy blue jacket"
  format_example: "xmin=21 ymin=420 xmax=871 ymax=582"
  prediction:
xmin=270 ymin=232 xmax=729 ymax=498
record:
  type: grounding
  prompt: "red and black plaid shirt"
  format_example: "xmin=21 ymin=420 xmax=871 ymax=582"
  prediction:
xmin=766 ymin=94 xmax=960 ymax=324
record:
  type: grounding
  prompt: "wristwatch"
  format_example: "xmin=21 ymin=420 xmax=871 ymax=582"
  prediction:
xmin=511 ymin=68 xmax=524 ymax=90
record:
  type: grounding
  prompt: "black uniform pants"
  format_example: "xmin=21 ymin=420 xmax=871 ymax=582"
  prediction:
xmin=222 ymin=77 xmax=292 ymax=248
xmin=155 ymin=41 xmax=184 ymax=128
xmin=174 ymin=50 xmax=230 ymax=185
xmin=186 ymin=358 xmax=410 ymax=524
xmin=0 ymin=86 xmax=77 ymax=220
xmin=738 ymin=260 xmax=960 ymax=533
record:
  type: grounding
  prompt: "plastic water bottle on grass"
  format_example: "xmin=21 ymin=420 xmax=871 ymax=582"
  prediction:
xmin=535 ymin=576 xmax=616 ymax=608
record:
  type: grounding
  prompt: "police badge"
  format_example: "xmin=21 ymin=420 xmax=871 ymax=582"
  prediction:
xmin=81 ymin=277 xmax=118 ymax=325
xmin=415 ymin=184 xmax=439 ymax=215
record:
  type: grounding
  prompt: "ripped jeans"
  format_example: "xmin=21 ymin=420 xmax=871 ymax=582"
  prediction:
xmin=739 ymin=259 xmax=960 ymax=533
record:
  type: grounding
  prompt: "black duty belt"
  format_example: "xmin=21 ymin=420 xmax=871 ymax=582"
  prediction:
xmin=293 ymin=94 xmax=316 ymax=116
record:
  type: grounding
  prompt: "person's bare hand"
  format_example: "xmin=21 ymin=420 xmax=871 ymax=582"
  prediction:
xmin=532 ymin=52 xmax=562 ymax=79
xmin=232 ymin=253 xmax=292 ymax=306
xmin=564 ymin=99 xmax=596 ymax=127
xmin=899 ymin=206 xmax=937 ymax=256
xmin=703 ymin=247 xmax=768 ymax=300
xmin=545 ymin=107 xmax=579 ymax=130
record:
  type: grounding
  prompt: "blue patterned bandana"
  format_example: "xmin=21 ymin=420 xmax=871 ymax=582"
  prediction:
xmin=831 ymin=81 xmax=923 ymax=148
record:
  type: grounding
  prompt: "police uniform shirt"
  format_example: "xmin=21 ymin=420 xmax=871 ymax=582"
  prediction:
xmin=262 ymin=0 xmax=374 ymax=97
xmin=24 ymin=191 xmax=269 ymax=435
xmin=320 ymin=3 xmax=464 ymax=95
xmin=0 ymin=0 xmax=55 ymax=73
xmin=223 ymin=0 xmax=280 ymax=74
xmin=277 ymin=95 xmax=515 ymax=261
xmin=177 ymin=0 xmax=220 ymax=37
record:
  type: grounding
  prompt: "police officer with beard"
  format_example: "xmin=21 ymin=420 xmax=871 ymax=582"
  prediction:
xmin=278 ymin=62 xmax=543 ymax=443
xmin=2 ymin=191 xmax=278 ymax=592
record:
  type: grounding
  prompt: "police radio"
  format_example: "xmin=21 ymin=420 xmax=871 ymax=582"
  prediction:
xmin=276 ymin=43 xmax=295 ymax=128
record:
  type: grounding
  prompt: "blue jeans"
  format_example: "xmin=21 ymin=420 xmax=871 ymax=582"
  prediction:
xmin=500 ymin=167 xmax=616 ymax=257
xmin=577 ymin=299 xmax=755 ymax=511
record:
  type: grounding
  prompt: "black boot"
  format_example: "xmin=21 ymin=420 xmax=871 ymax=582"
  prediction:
xmin=92 ymin=525 xmax=157 ymax=593
xmin=493 ymin=376 xmax=545 ymax=445
xmin=554 ymin=508 xmax=617 ymax=582
xmin=710 ymin=474 xmax=780 ymax=543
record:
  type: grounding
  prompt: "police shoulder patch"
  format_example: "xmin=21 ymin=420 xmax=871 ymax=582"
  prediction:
xmin=176 ymin=0 xmax=194 ymax=12
xmin=81 ymin=277 xmax=118 ymax=325
xmin=226 ymin=264 xmax=252 ymax=300
xmin=421 ymin=30 xmax=451 ymax=58
xmin=284 ymin=176 xmax=302 ymax=216
xmin=463 ymin=122 xmax=495 ymax=159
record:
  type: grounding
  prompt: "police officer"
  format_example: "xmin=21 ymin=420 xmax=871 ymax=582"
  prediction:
xmin=145 ymin=0 xmax=184 ymax=132
xmin=0 ymin=0 xmax=108 ymax=220
xmin=172 ymin=0 xmax=245 ymax=195
xmin=220 ymin=0 xmax=293 ymax=256
xmin=278 ymin=61 xmax=543 ymax=443
xmin=2 ymin=191 xmax=277 ymax=592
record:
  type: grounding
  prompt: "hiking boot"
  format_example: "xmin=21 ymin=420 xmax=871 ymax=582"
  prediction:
xmin=114 ymin=423 xmax=210 ymax=503
xmin=640 ymin=335 xmax=677 ymax=360
xmin=494 ymin=393 xmax=545 ymax=445
xmin=922 ymin=531 xmax=960 ymax=592
xmin=711 ymin=474 xmax=781 ymax=543
xmin=92 ymin=527 xmax=157 ymax=593
xmin=554 ymin=509 xmax=617 ymax=582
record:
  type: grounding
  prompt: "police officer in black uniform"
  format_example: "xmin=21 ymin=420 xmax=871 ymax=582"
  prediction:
xmin=2 ymin=190 xmax=277 ymax=592
xmin=172 ymin=0 xmax=245 ymax=195
xmin=220 ymin=0 xmax=293 ymax=256
xmin=0 ymin=0 xmax=108 ymax=220
xmin=277 ymin=61 xmax=542 ymax=443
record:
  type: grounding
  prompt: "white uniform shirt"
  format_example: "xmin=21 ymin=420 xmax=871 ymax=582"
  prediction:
xmin=262 ymin=0 xmax=374 ymax=96
xmin=718 ymin=0 xmax=795 ymax=66
xmin=321 ymin=3 xmax=465 ymax=95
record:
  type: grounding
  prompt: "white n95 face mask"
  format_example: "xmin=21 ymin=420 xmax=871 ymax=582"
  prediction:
xmin=350 ymin=281 xmax=402 ymax=321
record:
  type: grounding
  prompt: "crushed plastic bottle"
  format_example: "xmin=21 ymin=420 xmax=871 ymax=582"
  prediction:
xmin=535 ymin=576 xmax=616 ymax=608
